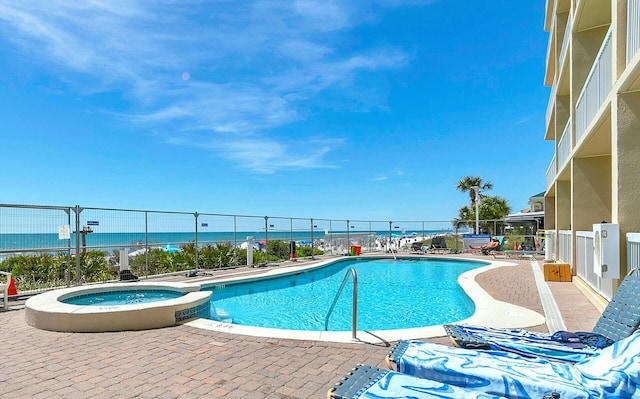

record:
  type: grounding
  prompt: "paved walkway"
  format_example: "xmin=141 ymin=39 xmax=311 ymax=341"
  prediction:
xmin=0 ymin=256 xmax=602 ymax=398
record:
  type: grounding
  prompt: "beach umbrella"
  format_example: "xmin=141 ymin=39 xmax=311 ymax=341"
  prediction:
xmin=161 ymin=244 xmax=180 ymax=253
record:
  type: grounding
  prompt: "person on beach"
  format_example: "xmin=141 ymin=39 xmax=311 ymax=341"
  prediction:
xmin=470 ymin=238 xmax=500 ymax=254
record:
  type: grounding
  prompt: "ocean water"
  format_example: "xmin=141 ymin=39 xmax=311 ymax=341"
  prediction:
xmin=0 ymin=229 xmax=452 ymax=253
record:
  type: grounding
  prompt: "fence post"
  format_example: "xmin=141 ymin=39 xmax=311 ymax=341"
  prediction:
xmin=64 ymin=207 xmax=72 ymax=287
xmin=264 ymin=216 xmax=269 ymax=264
xmin=233 ymin=215 xmax=238 ymax=267
xmin=329 ymin=220 xmax=333 ymax=255
xmin=310 ymin=218 xmax=315 ymax=260
xmin=346 ymin=220 xmax=350 ymax=255
xmin=194 ymin=212 xmax=199 ymax=269
xmin=144 ymin=211 xmax=149 ymax=278
xmin=74 ymin=205 xmax=82 ymax=286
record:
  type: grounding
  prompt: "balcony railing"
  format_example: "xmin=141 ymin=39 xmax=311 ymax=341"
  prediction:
xmin=545 ymin=229 xmax=557 ymax=261
xmin=546 ymin=155 xmax=556 ymax=191
xmin=559 ymin=15 xmax=572 ymax=77
xmin=628 ymin=0 xmax=640 ymax=65
xmin=557 ymin=119 xmax=571 ymax=171
xmin=575 ymin=28 xmax=613 ymax=143
xmin=558 ymin=229 xmax=572 ymax=263
xmin=545 ymin=79 xmax=557 ymax=132
xmin=627 ymin=233 xmax=640 ymax=274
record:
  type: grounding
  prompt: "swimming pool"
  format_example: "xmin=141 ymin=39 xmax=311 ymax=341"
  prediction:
xmin=61 ymin=289 xmax=184 ymax=306
xmin=204 ymin=257 xmax=486 ymax=332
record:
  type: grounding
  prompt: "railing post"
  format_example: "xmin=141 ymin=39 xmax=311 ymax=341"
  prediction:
xmin=233 ymin=215 xmax=238 ymax=266
xmin=64 ymin=208 xmax=71 ymax=287
xmin=330 ymin=220 xmax=333 ymax=255
xmin=194 ymin=212 xmax=199 ymax=269
xmin=74 ymin=205 xmax=81 ymax=286
xmin=264 ymin=216 xmax=269 ymax=264
xmin=351 ymin=269 xmax=358 ymax=340
xmin=324 ymin=268 xmax=358 ymax=340
xmin=144 ymin=211 xmax=149 ymax=278
xmin=310 ymin=218 xmax=315 ymax=260
xmin=346 ymin=220 xmax=350 ymax=255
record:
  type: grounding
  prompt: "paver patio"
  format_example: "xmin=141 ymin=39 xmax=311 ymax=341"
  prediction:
xmin=0 ymin=256 xmax=601 ymax=398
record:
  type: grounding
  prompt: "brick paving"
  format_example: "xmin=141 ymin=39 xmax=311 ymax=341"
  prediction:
xmin=0 ymin=256 xmax=601 ymax=398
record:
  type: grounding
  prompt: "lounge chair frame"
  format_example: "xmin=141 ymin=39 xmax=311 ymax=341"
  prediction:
xmin=328 ymin=364 xmax=512 ymax=399
xmin=327 ymin=364 xmax=379 ymax=399
xmin=445 ymin=271 xmax=640 ymax=355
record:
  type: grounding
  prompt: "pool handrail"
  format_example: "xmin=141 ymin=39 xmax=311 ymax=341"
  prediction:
xmin=324 ymin=267 xmax=358 ymax=339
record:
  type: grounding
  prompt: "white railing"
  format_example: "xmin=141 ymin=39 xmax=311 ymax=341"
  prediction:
xmin=628 ymin=0 xmax=640 ymax=65
xmin=546 ymin=81 xmax=557 ymax=131
xmin=575 ymin=230 xmax=615 ymax=300
xmin=627 ymin=233 xmax=640 ymax=274
xmin=559 ymin=15 xmax=572 ymax=76
xmin=557 ymin=119 xmax=571 ymax=171
xmin=551 ymin=230 xmax=640 ymax=301
xmin=546 ymin=155 xmax=556 ymax=191
xmin=546 ymin=229 xmax=557 ymax=261
xmin=558 ymin=229 xmax=572 ymax=263
xmin=575 ymin=28 xmax=613 ymax=144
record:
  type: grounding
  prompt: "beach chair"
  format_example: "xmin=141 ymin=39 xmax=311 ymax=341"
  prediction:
xmin=428 ymin=236 xmax=449 ymax=254
xmin=501 ymin=249 xmax=545 ymax=259
xmin=385 ymin=330 xmax=640 ymax=399
xmin=482 ymin=236 xmax=504 ymax=255
xmin=442 ymin=271 xmax=640 ymax=362
xmin=410 ymin=241 xmax=425 ymax=254
xmin=469 ymin=236 xmax=504 ymax=255
xmin=327 ymin=364 xmax=509 ymax=399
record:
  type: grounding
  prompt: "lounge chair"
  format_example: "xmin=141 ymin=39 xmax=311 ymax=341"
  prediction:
xmin=500 ymin=249 xmax=545 ymax=259
xmin=385 ymin=329 xmax=640 ymax=399
xmin=428 ymin=236 xmax=450 ymax=254
xmin=469 ymin=236 xmax=504 ymax=255
xmin=327 ymin=364 xmax=510 ymax=399
xmin=482 ymin=236 xmax=504 ymax=255
xmin=410 ymin=241 xmax=425 ymax=254
xmin=443 ymin=272 xmax=640 ymax=362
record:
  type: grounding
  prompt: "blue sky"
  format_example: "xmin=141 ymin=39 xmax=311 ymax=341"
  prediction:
xmin=0 ymin=1 xmax=551 ymax=222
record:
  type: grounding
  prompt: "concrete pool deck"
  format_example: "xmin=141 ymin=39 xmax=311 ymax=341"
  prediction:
xmin=0 ymin=254 xmax=602 ymax=398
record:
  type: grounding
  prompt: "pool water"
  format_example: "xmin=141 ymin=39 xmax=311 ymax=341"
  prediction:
xmin=205 ymin=258 xmax=487 ymax=331
xmin=62 ymin=289 xmax=184 ymax=306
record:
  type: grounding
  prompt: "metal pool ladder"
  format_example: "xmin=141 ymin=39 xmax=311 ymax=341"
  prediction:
xmin=324 ymin=268 xmax=358 ymax=340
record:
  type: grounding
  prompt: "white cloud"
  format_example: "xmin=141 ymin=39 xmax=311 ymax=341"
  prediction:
xmin=0 ymin=0 xmax=414 ymax=173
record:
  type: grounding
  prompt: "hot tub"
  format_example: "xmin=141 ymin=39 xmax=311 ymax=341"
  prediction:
xmin=25 ymin=282 xmax=211 ymax=332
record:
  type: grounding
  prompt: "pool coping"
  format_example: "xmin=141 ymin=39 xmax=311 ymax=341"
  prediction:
xmin=25 ymin=282 xmax=212 ymax=332
xmin=184 ymin=255 xmax=546 ymax=344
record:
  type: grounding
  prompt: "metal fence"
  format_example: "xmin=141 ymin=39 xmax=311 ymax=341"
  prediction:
xmin=1 ymin=202 xmax=546 ymax=295
xmin=2 ymin=203 xmax=488 ymax=292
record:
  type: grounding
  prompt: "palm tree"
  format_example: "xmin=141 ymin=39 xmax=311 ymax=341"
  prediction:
xmin=457 ymin=195 xmax=511 ymax=234
xmin=456 ymin=176 xmax=493 ymax=206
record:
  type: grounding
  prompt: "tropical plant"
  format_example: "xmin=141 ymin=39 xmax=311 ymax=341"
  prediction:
xmin=457 ymin=195 xmax=511 ymax=234
xmin=456 ymin=176 xmax=493 ymax=206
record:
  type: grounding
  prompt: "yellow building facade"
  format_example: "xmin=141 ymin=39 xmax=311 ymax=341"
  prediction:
xmin=544 ymin=0 xmax=640 ymax=292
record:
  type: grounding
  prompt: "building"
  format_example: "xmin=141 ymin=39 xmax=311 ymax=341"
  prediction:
xmin=544 ymin=0 xmax=640 ymax=297
xmin=504 ymin=192 xmax=546 ymax=232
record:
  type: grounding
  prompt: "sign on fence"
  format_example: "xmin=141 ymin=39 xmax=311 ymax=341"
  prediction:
xmin=58 ymin=225 xmax=70 ymax=239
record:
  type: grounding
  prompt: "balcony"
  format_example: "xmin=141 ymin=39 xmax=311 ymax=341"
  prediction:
xmin=546 ymin=155 xmax=557 ymax=192
xmin=574 ymin=28 xmax=612 ymax=144
xmin=628 ymin=0 xmax=640 ymax=65
xmin=558 ymin=15 xmax=572 ymax=76
xmin=557 ymin=119 xmax=571 ymax=172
